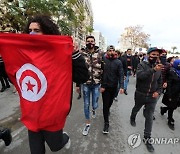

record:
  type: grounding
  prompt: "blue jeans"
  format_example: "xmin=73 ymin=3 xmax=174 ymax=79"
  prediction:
xmin=124 ymin=70 xmax=131 ymax=90
xmin=83 ymin=84 xmax=100 ymax=120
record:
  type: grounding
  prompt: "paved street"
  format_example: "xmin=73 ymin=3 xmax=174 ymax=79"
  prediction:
xmin=0 ymin=77 xmax=180 ymax=154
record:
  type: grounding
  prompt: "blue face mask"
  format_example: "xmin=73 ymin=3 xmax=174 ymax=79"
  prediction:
xmin=29 ymin=32 xmax=37 ymax=35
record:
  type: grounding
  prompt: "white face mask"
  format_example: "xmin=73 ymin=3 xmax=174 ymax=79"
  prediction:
xmin=127 ymin=54 xmax=131 ymax=56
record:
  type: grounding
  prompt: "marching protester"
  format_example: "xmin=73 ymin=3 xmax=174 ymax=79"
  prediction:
xmin=130 ymin=47 xmax=163 ymax=152
xmin=100 ymin=45 xmax=124 ymax=134
xmin=132 ymin=52 xmax=145 ymax=76
xmin=76 ymin=47 xmax=86 ymax=100
xmin=159 ymin=49 xmax=169 ymax=91
xmin=114 ymin=50 xmax=126 ymax=101
xmin=0 ymin=15 xmax=89 ymax=154
xmin=0 ymin=54 xmax=11 ymax=92
xmin=121 ymin=48 xmax=134 ymax=95
xmin=161 ymin=59 xmax=180 ymax=130
xmin=76 ymin=36 xmax=102 ymax=136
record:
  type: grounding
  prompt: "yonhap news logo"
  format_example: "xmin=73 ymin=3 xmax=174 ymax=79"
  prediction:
xmin=128 ymin=133 xmax=141 ymax=148
xmin=128 ymin=133 xmax=180 ymax=149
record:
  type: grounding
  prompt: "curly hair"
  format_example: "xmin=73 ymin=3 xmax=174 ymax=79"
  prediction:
xmin=24 ymin=15 xmax=60 ymax=35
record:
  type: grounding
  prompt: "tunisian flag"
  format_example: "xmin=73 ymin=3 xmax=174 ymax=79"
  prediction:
xmin=0 ymin=33 xmax=73 ymax=132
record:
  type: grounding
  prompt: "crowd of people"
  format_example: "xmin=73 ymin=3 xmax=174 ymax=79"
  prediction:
xmin=0 ymin=14 xmax=180 ymax=153
xmin=75 ymin=38 xmax=180 ymax=153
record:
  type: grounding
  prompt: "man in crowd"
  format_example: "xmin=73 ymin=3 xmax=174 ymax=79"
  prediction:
xmin=130 ymin=47 xmax=163 ymax=152
xmin=100 ymin=45 xmax=124 ymax=134
xmin=121 ymin=48 xmax=134 ymax=95
xmin=0 ymin=54 xmax=11 ymax=92
xmin=76 ymin=36 xmax=102 ymax=136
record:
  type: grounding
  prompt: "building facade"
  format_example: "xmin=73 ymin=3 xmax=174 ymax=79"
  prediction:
xmin=73 ymin=0 xmax=94 ymax=49
xmin=92 ymin=30 xmax=107 ymax=51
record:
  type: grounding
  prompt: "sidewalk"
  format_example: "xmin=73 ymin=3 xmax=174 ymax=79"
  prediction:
xmin=0 ymin=85 xmax=22 ymax=131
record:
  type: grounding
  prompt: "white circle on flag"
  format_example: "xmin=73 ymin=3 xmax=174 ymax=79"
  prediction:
xmin=16 ymin=63 xmax=47 ymax=102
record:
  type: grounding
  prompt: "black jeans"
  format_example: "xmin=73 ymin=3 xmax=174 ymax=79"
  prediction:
xmin=28 ymin=129 xmax=68 ymax=154
xmin=162 ymin=107 xmax=175 ymax=120
xmin=130 ymin=91 xmax=158 ymax=137
xmin=102 ymin=87 xmax=117 ymax=124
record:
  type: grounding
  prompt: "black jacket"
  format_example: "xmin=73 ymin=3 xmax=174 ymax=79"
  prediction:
xmin=136 ymin=61 xmax=162 ymax=96
xmin=119 ymin=56 xmax=127 ymax=77
xmin=162 ymin=67 xmax=180 ymax=108
xmin=121 ymin=54 xmax=134 ymax=74
xmin=101 ymin=56 xmax=124 ymax=89
xmin=72 ymin=51 xmax=89 ymax=84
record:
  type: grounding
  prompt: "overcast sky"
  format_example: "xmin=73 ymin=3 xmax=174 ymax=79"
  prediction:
xmin=91 ymin=0 xmax=180 ymax=51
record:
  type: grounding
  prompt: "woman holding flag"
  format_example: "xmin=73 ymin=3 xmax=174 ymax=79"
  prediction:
xmin=0 ymin=15 xmax=89 ymax=154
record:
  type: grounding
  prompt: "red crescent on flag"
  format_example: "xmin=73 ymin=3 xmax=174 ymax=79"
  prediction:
xmin=19 ymin=70 xmax=42 ymax=94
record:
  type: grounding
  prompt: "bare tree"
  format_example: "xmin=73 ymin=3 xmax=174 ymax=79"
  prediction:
xmin=120 ymin=25 xmax=150 ymax=51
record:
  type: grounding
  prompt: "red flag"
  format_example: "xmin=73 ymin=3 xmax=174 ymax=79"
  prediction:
xmin=0 ymin=33 xmax=73 ymax=132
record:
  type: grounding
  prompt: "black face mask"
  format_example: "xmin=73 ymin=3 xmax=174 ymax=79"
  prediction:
xmin=139 ymin=54 xmax=143 ymax=57
xmin=86 ymin=43 xmax=95 ymax=49
xmin=110 ymin=53 xmax=114 ymax=58
xmin=160 ymin=55 xmax=167 ymax=65
xmin=148 ymin=56 xmax=157 ymax=64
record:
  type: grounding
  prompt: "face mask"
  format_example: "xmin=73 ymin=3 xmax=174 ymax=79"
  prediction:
xmin=86 ymin=43 xmax=95 ymax=49
xmin=139 ymin=54 xmax=143 ymax=57
xmin=127 ymin=54 xmax=131 ymax=57
xmin=29 ymin=32 xmax=37 ymax=35
xmin=160 ymin=55 xmax=167 ymax=65
xmin=110 ymin=53 xmax=114 ymax=58
xmin=148 ymin=56 xmax=157 ymax=64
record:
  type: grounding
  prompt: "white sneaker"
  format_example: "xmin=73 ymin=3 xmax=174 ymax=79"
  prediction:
xmin=63 ymin=132 xmax=71 ymax=149
xmin=92 ymin=110 xmax=96 ymax=118
xmin=114 ymin=97 xmax=118 ymax=101
xmin=82 ymin=124 xmax=90 ymax=136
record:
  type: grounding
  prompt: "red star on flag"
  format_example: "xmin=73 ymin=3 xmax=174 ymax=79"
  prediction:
xmin=26 ymin=80 xmax=35 ymax=92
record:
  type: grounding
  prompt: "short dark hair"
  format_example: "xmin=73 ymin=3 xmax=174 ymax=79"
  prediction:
xmin=86 ymin=35 xmax=95 ymax=41
xmin=167 ymin=57 xmax=174 ymax=63
xmin=127 ymin=48 xmax=132 ymax=51
xmin=24 ymin=15 xmax=60 ymax=35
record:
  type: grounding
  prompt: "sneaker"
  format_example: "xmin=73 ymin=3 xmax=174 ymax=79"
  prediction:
xmin=130 ymin=118 xmax=136 ymax=127
xmin=1 ymin=128 xmax=12 ymax=146
xmin=92 ymin=110 xmax=96 ymax=118
xmin=63 ymin=132 xmax=71 ymax=149
xmin=82 ymin=124 xmax=90 ymax=136
xmin=6 ymin=85 xmax=10 ymax=88
xmin=0 ymin=87 xmax=6 ymax=92
xmin=168 ymin=120 xmax=175 ymax=130
xmin=114 ymin=97 xmax=118 ymax=101
xmin=103 ymin=123 xmax=109 ymax=134
xmin=160 ymin=106 xmax=167 ymax=115
xmin=124 ymin=90 xmax=128 ymax=95
xmin=77 ymin=94 xmax=81 ymax=100
xmin=143 ymin=137 xmax=154 ymax=152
